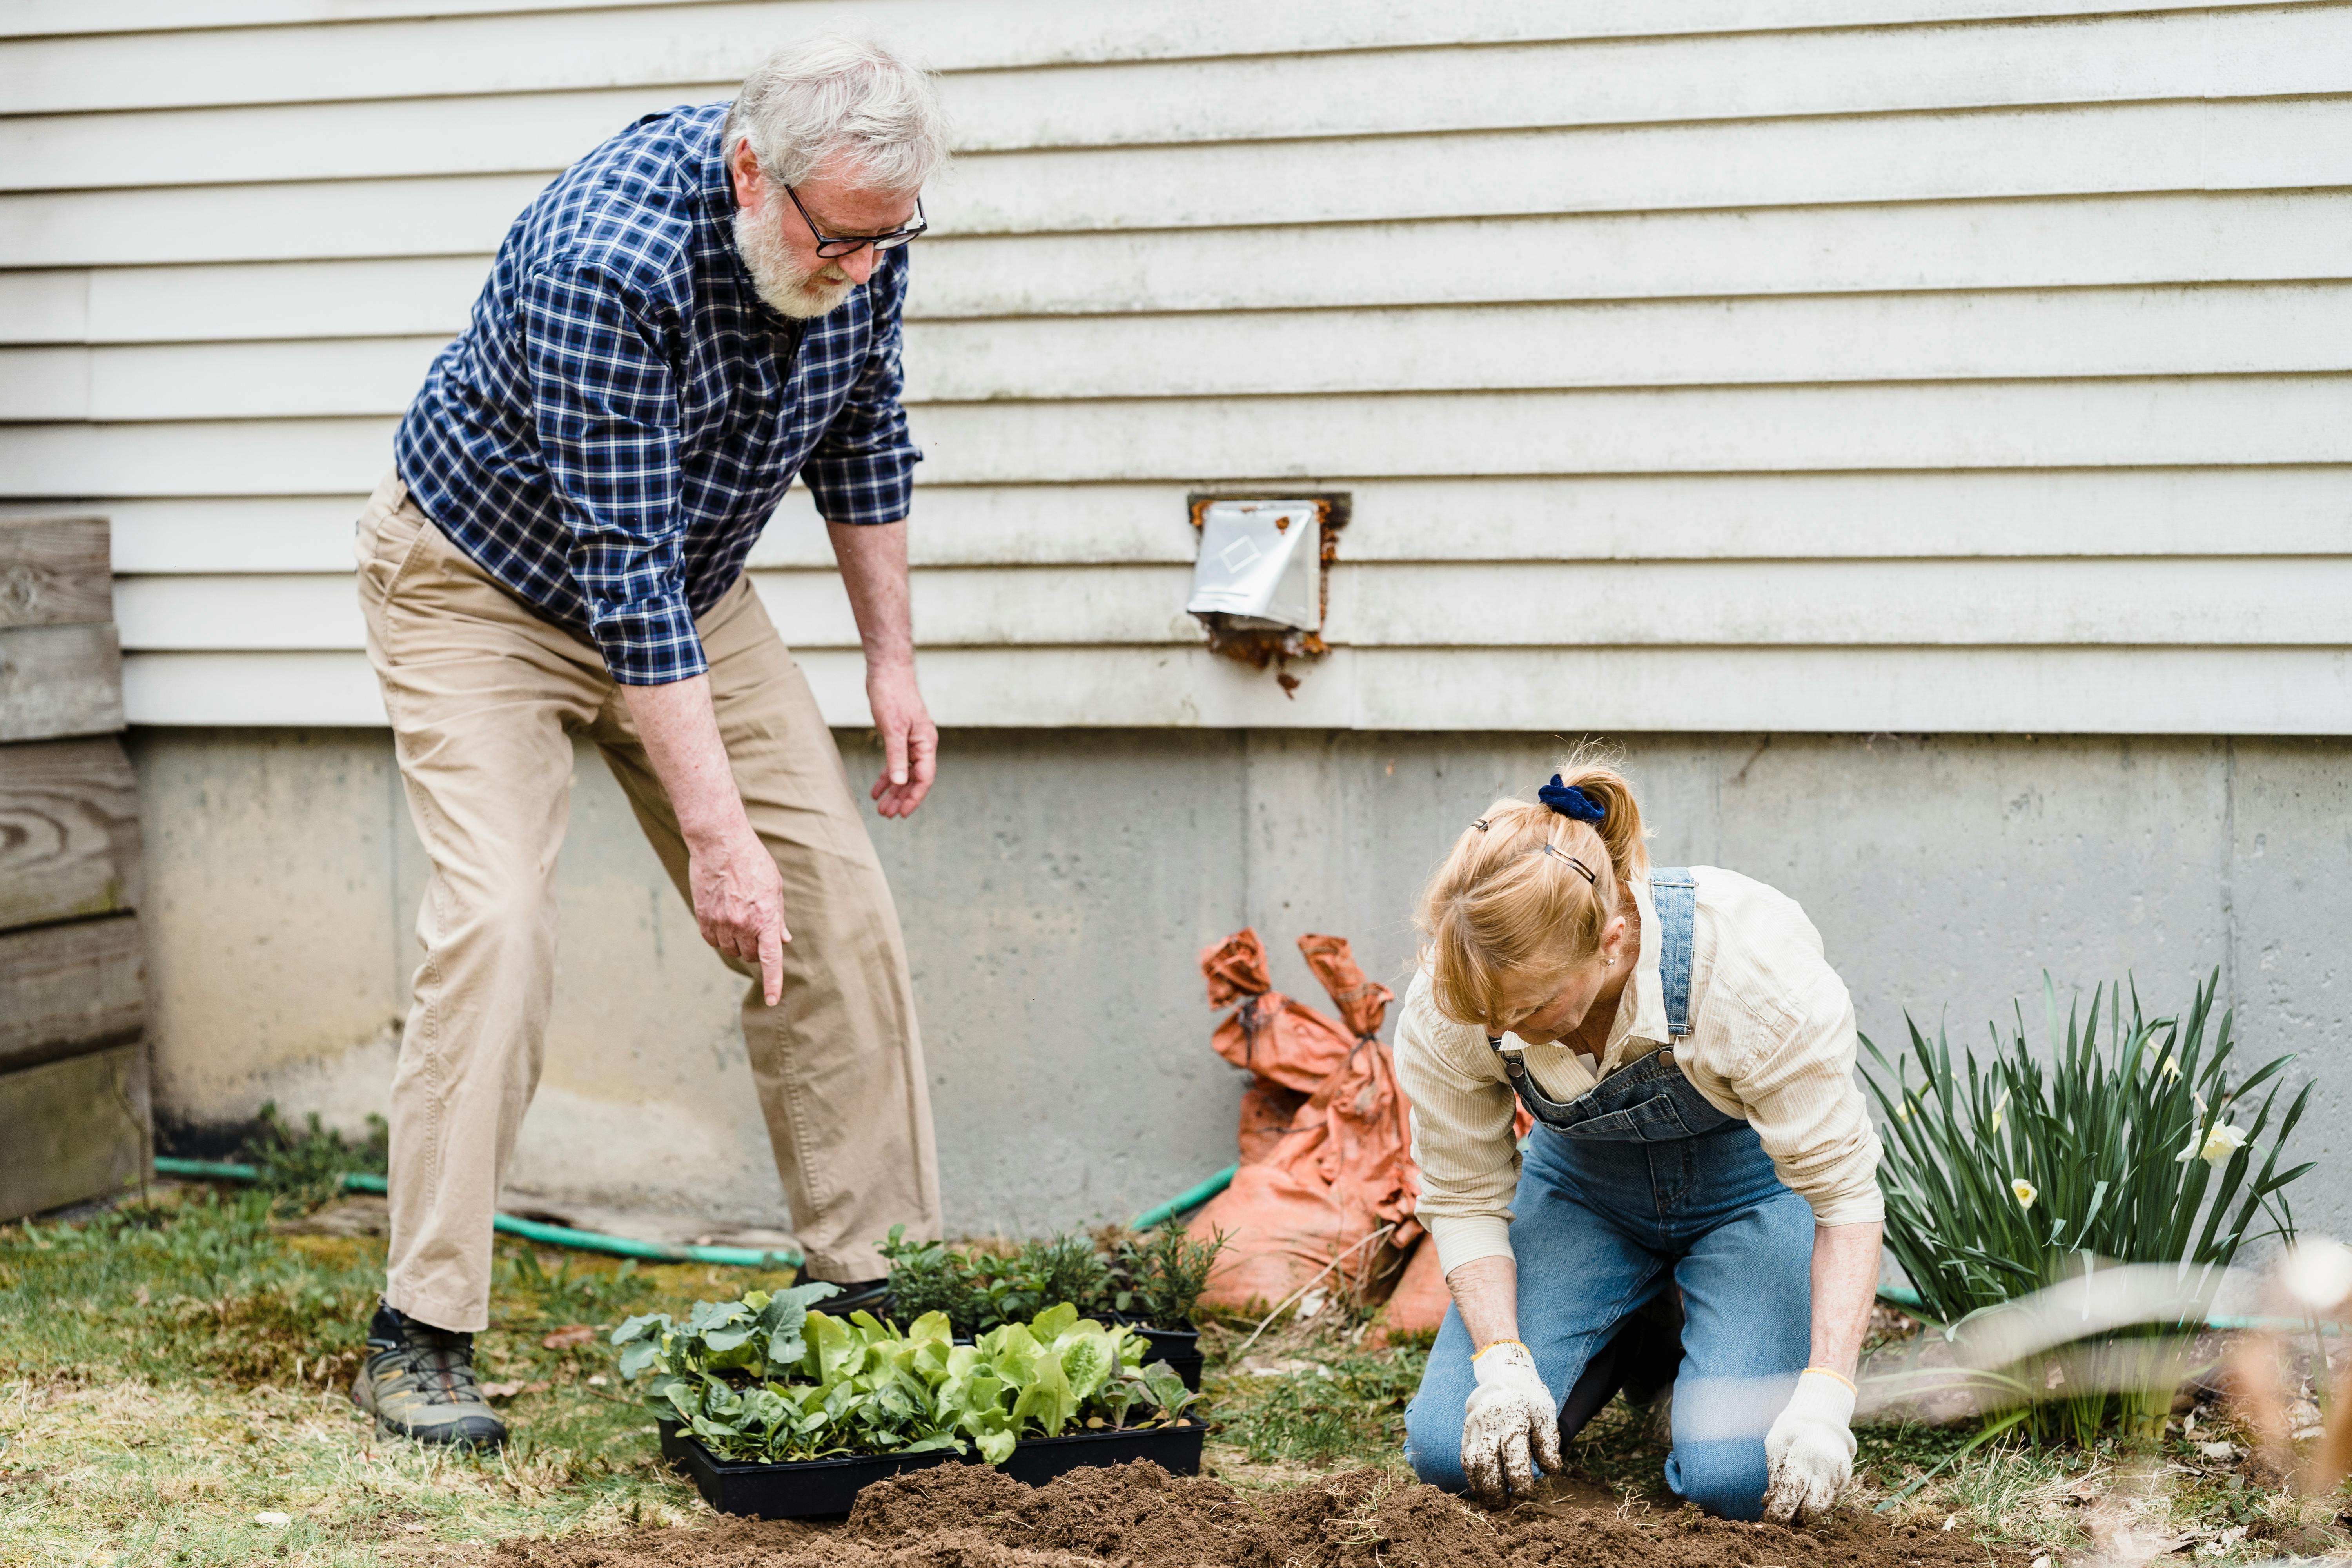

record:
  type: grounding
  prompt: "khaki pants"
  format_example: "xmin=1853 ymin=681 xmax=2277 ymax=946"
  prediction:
xmin=356 ymin=471 xmax=941 ymax=1332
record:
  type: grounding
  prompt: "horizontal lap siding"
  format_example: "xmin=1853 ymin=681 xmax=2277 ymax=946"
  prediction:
xmin=3 ymin=2 xmax=2347 ymax=733
xmin=10 ymin=285 xmax=2347 ymax=419
xmin=18 ymin=8 xmax=2352 ymax=187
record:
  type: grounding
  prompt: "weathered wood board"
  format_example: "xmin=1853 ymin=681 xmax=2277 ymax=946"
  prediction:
xmin=0 ymin=915 xmax=144 ymax=1074
xmin=0 ymin=515 xmax=110 ymax=629
xmin=0 ymin=1043 xmax=150 ymax=1221
xmin=0 ymin=622 xmax=124 ymax=742
xmin=0 ymin=735 xmax=140 ymax=931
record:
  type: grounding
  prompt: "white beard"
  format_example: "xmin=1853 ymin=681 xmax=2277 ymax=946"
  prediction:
xmin=732 ymin=200 xmax=857 ymax=319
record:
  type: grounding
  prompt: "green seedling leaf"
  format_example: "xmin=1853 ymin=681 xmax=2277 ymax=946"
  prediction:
xmin=1010 ymin=1361 xmax=1077 ymax=1438
xmin=640 ymin=1291 xmax=1169 ymax=1464
xmin=610 ymin=1312 xmax=668 ymax=1347
xmin=1055 ymin=1328 xmax=1114 ymax=1403
xmin=1140 ymin=1360 xmax=1200 ymax=1420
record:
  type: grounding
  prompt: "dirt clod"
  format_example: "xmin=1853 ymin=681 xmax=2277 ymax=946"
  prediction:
xmin=495 ymin=1461 xmax=2031 ymax=1567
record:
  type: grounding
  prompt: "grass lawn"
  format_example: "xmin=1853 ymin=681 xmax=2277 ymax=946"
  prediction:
xmin=4 ymin=1186 xmax=2347 ymax=1564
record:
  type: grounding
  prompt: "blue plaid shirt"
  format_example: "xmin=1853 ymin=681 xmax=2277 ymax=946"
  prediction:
xmin=395 ymin=101 xmax=920 ymax=686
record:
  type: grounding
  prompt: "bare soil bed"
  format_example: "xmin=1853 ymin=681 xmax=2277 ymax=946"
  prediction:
xmin=494 ymin=1459 xmax=2029 ymax=1568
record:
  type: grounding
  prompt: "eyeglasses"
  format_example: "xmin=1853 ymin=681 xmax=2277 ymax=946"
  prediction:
xmin=779 ymin=179 xmax=927 ymax=258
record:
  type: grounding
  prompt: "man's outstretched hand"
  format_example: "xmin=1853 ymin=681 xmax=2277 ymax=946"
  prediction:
xmin=689 ymin=817 xmax=789 ymax=1006
xmin=829 ymin=519 xmax=934 ymax=820
xmin=622 ymin=672 xmax=789 ymax=1006
xmin=866 ymin=661 xmax=935 ymax=818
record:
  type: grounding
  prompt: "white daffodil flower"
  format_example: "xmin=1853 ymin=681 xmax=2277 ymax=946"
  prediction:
xmin=2178 ymin=1122 xmax=2248 ymax=1169
xmin=2012 ymin=1178 xmax=2037 ymax=1210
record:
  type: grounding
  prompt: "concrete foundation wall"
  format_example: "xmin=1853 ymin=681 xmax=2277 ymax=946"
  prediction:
xmin=130 ymin=728 xmax=2352 ymax=1243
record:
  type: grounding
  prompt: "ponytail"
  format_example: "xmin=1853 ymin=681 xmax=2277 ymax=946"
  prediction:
xmin=1414 ymin=748 xmax=1651 ymax=1029
xmin=1540 ymin=761 xmax=1649 ymax=888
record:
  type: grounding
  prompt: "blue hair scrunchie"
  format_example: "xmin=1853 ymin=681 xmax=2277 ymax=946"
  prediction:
xmin=1537 ymin=775 xmax=1607 ymax=824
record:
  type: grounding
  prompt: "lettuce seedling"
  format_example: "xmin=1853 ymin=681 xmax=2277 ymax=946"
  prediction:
xmin=616 ymin=1290 xmax=1196 ymax=1465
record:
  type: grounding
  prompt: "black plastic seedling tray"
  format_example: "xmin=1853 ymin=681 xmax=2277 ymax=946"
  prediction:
xmin=995 ymin=1416 xmax=1206 ymax=1488
xmin=660 ymin=1422 xmax=962 ymax=1516
xmin=659 ymin=1416 xmax=1207 ymax=1519
xmin=1123 ymin=1321 xmax=1204 ymax=1392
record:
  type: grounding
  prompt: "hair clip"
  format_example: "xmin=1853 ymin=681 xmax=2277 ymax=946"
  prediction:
xmin=1539 ymin=843 xmax=1599 ymax=885
xmin=1472 ymin=818 xmax=1491 ymax=832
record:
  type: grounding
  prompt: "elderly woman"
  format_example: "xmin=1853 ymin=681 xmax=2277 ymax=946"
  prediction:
xmin=1394 ymin=759 xmax=1883 ymax=1522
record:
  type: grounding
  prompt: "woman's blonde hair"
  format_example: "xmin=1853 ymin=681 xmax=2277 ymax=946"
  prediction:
xmin=1415 ymin=751 xmax=1651 ymax=1029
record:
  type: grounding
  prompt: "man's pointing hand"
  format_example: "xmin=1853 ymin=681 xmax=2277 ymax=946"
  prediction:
xmin=690 ymin=819 xmax=789 ymax=1006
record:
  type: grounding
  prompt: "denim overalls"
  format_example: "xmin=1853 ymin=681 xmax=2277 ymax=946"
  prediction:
xmin=1401 ymin=871 xmax=1815 ymax=1520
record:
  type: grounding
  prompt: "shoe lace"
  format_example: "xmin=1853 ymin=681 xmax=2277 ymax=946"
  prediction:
xmin=396 ymin=1322 xmax=485 ymax=1405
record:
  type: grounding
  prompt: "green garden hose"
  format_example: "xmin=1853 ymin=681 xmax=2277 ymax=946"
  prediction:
xmin=1130 ymin=1163 xmax=1236 ymax=1231
xmin=152 ymin=1156 xmax=801 ymax=1269
xmin=156 ymin=1154 xmax=1237 ymax=1265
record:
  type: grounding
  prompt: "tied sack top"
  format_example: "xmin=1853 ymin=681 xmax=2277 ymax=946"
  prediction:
xmin=1394 ymin=866 xmax=1884 ymax=1275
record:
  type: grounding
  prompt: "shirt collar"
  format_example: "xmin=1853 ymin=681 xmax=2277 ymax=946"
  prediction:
xmin=1601 ymin=875 xmax=1671 ymax=1062
xmin=697 ymin=114 xmax=801 ymax=333
xmin=697 ymin=111 xmax=740 ymax=228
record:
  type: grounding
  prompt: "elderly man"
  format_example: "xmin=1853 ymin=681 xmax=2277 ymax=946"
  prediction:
xmin=346 ymin=37 xmax=948 ymax=1447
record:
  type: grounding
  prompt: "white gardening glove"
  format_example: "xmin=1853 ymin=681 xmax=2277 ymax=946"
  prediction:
xmin=1762 ymin=1368 xmax=1857 ymax=1524
xmin=1461 ymin=1339 xmax=1562 ymax=1506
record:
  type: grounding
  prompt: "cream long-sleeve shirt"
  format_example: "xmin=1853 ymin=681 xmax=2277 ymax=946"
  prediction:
xmin=1396 ymin=865 xmax=1883 ymax=1276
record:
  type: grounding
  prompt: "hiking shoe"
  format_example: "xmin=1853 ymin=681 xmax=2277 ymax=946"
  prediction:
xmin=352 ymin=1302 xmax=507 ymax=1449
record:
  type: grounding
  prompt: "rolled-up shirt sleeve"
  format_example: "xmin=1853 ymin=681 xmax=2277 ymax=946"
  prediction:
xmin=1393 ymin=973 xmax=1526 ymax=1277
xmin=1720 ymin=967 xmax=1885 ymax=1227
xmin=521 ymin=261 xmax=702 ymax=686
xmin=801 ymin=246 xmax=921 ymax=527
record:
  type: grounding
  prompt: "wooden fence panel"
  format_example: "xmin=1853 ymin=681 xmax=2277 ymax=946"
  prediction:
xmin=0 ymin=621 xmax=124 ymax=741
xmin=0 ymin=1044 xmax=150 ymax=1221
xmin=0 ymin=915 xmax=144 ymax=1073
xmin=0 ymin=514 xmax=108 ymax=627
xmin=0 ymin=735 xmax=141 ymax=929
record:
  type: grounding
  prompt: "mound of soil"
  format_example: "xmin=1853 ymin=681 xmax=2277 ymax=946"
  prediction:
xmin=495 ymin=1462 xmax=2028 ymax=1568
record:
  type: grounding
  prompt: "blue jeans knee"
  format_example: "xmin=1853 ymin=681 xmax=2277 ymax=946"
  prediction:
xmin=1403 ymin=1383 xmax=1470 ymax=1492
xmin=1664 ymin=1436 xmax=1769 ymax=1522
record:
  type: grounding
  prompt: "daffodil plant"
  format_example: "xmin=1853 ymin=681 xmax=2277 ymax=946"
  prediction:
xmin=1864 ymin=972 xmax=2311 ymax=1443
xmin=612 ymin=1285 xmax=1200 ymax=1465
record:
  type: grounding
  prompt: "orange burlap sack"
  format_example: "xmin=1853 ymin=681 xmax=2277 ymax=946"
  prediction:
xmin=1237 ymin=1079 xmax=1309 ymax=1166
xmin=1200 ymin=929 xmax=1356 ymax=1095
xmin=1191 ymin=933 xmax=1423 ymax=1311
xmin=1298 ymin=933 xmax=1395 ymax=1040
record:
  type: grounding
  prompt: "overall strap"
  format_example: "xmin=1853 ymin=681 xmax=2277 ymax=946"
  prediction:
xmin=1486 ymin=1033 xmax=1578 ymax=1125
xmin=1649 ymin=869 xmax=1697 ymax=1038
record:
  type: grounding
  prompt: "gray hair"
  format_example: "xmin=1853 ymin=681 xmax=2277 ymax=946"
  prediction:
xmin=722 ymin=35 xmax=948 ymax=195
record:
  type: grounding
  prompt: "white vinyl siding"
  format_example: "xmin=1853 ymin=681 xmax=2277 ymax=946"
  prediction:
xmin=3 ymin=0 xmax=2347 ymax=732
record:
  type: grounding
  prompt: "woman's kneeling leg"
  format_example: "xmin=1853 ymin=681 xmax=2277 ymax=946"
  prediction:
xmin=1402 ymin=1303 xmax=1478 ymax=1491
xmin=1403 ymin=1154 xmax=1667 ymax=1493
xmin=1661 ymin=1191 xmax=1815 ymax=1520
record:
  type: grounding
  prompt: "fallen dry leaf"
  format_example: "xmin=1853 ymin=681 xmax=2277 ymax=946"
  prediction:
xmin=540 ymin=1325 xmax=598 ymax=1350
